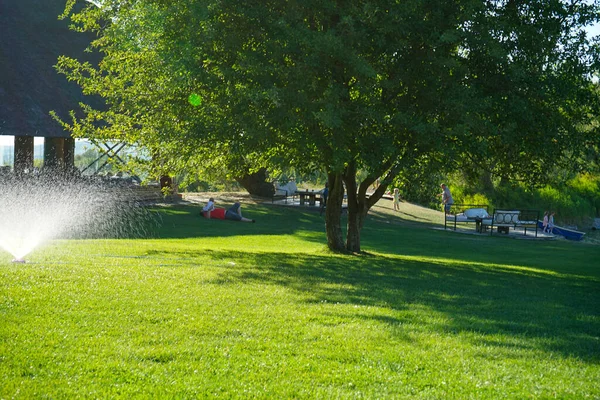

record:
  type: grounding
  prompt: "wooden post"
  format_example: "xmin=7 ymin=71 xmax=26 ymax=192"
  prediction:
xmin=64 ymin=137 xmax=75 ymax=171
xmin=14 ymin=136 xmax=34 ymax=174
xmin=43 ymin=137 xmax=65 ymax=170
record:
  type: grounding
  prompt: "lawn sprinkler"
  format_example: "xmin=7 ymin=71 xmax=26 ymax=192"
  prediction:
xmin=12 ymin=258 xmax=26 ymax=263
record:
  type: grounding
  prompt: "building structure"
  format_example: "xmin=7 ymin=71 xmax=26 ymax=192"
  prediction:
xmin=0 ymin=0 xmax=98 ymax=173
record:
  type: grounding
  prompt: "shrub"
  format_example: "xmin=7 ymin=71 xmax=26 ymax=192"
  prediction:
xmin=567 ymin=174 xmax=600 ymax=217
xmin=445 ymin=173 xmax=600 ymax=226
xmin=459 ymin=193 xmax=492 ymax=209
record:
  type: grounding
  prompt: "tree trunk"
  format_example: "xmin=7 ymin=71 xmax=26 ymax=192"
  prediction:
xmin=325 ymin=159 xmax=399 ymax=253
xmin=479 ymin=170 xmax=495 ymax=197
xmin=325 ymin=172 xmax=345 ymax=252
xmin=344 ymin=162 xmax=371 ymax=253
xmin=344 ymin=164 xmax=361 ymax=252
xmin=235 ymin=168 xmax=275 ymax=197
xmin=343 ymin=160 xmax=399 ymax=253
xmin=346 ymin=203 xmax=368 ymax=253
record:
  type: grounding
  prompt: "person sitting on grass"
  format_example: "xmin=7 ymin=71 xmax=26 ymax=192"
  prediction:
xmin=202 ymin=197 xmax=216 ymax=217
xmin=201 ymin=199 xmax=255 ymax=222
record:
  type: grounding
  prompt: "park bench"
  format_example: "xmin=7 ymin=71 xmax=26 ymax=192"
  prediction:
xmin=484 ymin=209 xmax=540 ymax=237
xmin=444 ymin=204 xmax=491 ymax=232
xmin=272 ymin=187 xmax=291 ymax=203
xmin=272 ymin=180 xmax=297 ymax=203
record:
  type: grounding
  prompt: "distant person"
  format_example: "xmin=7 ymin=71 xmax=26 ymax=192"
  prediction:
xmin=202 ymin=197 xmax=216 ymax=218
xmin=202 ymin=199 xmax=255 ymax=222
xmin=548 ymin=211 xmax=555 ymax=233
xmin=542 ymin=211 xmax=549 ymax=233
xmin=393 ymin=188 xmax=400 ymax=212
xmin=438 ymin=183 xmax=454 ymax=215
xmin=320 ymin=182 xmax=329 ymax=216
xmin=372 ymin=178 xmax=380 ymax=191
xmin=225 ymin=202 xmax=255 ymax=222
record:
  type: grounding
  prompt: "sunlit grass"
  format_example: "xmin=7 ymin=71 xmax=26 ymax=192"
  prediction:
xmin=1 ymin=202 xmax=599 ymax=398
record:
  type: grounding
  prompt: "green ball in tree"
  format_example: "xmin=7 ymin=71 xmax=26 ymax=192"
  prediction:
xmin=188 ymin=93 xmax=203 ymax=106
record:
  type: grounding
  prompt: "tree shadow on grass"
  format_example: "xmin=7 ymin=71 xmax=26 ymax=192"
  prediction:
xmin=142 ymin=203 xmax=600 ymax=362
xmin=145 ymin=204 xmax=325 ymax=239
xmin=144 ymin=203 xmax=437 ymax=246
xmin=360 ymin=220 xmax=600 ymax=279
xmin=146 ymin=247 xmax=600 ymax=363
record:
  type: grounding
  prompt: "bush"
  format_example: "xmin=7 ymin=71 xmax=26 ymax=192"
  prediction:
xmin=396 ymin=172 xmax=443 ymax=208
xmin=567 ymin=174 xmax=600 ymax=217
xmin=444 ymin=173 xmax=600 ymax=227
xmin=458 ymin=193 xmax=492 ymax=209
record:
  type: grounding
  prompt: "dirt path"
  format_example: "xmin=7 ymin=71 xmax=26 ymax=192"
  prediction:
xmin=182 ymin=192 xmax=266 ymax=205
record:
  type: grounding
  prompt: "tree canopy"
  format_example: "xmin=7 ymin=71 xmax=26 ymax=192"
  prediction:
xmin=59 ymin=0 xmax=600 ymax=252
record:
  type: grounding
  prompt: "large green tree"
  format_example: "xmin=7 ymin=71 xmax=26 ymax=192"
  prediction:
xmin=59 ymin=0 xmax=600 ymax=252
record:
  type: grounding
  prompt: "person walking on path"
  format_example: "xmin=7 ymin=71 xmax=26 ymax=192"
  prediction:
xmin=547 ymin=211 xmax=555 ymax=234
xmin=542 ymin=211 xmax=549 ymax=233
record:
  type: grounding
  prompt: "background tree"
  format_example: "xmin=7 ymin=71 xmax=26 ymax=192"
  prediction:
xmin=454 ymin=0 xmax=600 ymax=189
xmin=59 ymin=0 xmax=600 ymax=252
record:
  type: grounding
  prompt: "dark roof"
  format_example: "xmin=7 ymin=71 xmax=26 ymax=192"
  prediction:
xmin=0 ymin=0 xmax=99 ymax=138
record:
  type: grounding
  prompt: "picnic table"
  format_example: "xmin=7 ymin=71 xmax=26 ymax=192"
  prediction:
xmin=296 ymin=190 xmax=322 ymax=206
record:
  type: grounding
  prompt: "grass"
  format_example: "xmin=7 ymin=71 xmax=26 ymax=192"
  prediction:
xmin=1 ymin=199 xmax=599 ymax=398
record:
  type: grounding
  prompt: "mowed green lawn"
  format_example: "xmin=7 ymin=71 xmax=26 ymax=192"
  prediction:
xmin=1 ymin=201 xmax=599 ymax=399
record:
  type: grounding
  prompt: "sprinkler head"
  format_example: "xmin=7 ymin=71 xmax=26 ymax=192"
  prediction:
xmin=11 ymin=258 xmax=26 ymax=263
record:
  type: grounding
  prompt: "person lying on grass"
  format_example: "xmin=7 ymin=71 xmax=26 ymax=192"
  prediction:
xmin=201 ymin=199 xmax=255 ymax=222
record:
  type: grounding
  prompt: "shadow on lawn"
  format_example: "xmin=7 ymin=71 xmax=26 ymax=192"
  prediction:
xmin=145 ymin=203 xmax=599 ymax=361
xmin=146 ymin=203 xmax=437 ymax=242
xmin=148 ymin=247 xmax=600 ymax=363
xmin=146 ymin=204 xmax=325 ymax=239
xmin=148 ymin=203 xmax=600 ymax=282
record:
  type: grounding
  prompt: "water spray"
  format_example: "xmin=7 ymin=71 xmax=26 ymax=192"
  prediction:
xmin=0 ymin=173 xmax=153 ymax=261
